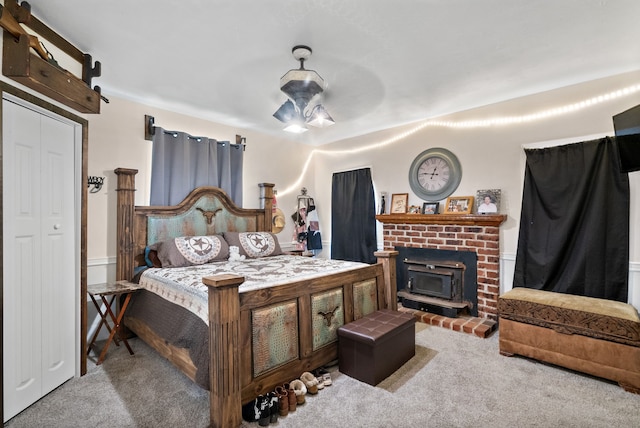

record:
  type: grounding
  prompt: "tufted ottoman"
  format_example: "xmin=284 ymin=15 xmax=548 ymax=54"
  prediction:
xmin=338 ymin=309 xmax=416 ymax=386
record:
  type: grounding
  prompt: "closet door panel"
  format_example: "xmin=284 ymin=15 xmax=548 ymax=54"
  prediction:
xmin=39 ymin=115 xmax=75 ymax=393
xmin=3 ymin=102 xmax=44 ymax=418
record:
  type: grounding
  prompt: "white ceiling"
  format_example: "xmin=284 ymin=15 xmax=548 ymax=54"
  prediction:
xmin=30 ymin=1 xmax=640 ymax=146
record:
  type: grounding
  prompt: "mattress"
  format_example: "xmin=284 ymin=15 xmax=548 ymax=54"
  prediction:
xmin=138 ymin=254 xmax=367 ymax=323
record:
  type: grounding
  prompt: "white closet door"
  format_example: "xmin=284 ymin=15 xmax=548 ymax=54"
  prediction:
xmin=39 ymin=111 xmax=76 ymax=393
xmin=3 ymin=99 xmax=76 ymax=421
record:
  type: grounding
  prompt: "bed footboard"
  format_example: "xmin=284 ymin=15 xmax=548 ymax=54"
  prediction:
xmin=204 ymin=252 xmax=396 ymax=428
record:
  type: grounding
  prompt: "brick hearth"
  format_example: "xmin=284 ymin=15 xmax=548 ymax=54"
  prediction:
xmin=399 ymin=306 xmax=498 ymax=338
xmin=377 ymin=213 xmax=507 ymax=332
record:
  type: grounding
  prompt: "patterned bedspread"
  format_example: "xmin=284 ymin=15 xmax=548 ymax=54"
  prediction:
xmin=139 ymin=255 xmax=367 ymax=324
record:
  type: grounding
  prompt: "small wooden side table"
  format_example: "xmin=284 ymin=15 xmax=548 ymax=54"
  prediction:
xmin=87 ymin=280 xmax=141 ymax=365
xmin=283 ymin=250 xmax=313 ymax=257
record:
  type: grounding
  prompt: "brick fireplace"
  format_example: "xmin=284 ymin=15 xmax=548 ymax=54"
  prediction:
xmin=376 ymin=213 xmax=507 ymax=323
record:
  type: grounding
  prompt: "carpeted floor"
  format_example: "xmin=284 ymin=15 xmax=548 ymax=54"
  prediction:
xmin=6 ymin=324 xmax=640 ymax=427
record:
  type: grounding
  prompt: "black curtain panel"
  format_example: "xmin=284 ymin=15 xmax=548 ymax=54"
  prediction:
xmin=331 ymin=168 xmax=378 ymax=264
xmin=514 ymin=137 xmax=630 ymax=302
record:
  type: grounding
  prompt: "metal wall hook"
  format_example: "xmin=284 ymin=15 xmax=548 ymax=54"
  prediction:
xmin=88 ymin=176 xmax=104 ymax=193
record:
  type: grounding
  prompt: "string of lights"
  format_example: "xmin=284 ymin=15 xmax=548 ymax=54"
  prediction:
xmin=277 ymin=83 xmax=640 ymax=196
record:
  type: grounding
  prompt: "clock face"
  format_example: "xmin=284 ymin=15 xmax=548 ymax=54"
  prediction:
xmin=408 ymin=148 xmax=462 ymax=201
xmin=417 ymin=156 xmax=451 ymax=192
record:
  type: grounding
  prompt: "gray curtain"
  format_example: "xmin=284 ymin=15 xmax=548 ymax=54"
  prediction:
xmin=150 ymin=128 xmax=243 ymax=206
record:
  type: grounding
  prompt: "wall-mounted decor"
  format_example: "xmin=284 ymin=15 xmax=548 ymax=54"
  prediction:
xmin=390 ymin=193 xmax=408 ymax=213
xmin=443 ymin=196 xmax=474 ymax=214
xmin=408 ymin=147 xmax=462 ymax=201
xmin=422 ymin=202 xmax=439 ymax=214
xmin=1 ymin=0 xmax=103 ymax=113
xmin=476 ymin=189 xmax=501 ymax=214
xmin=87 ymin=176 xmax=105 ymax=193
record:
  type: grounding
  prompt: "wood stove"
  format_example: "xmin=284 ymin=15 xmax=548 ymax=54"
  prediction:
xmin=405 ymin=260 xmax=464 ymax=301
xmin=396 ymin=247 xmax=478 ymax=317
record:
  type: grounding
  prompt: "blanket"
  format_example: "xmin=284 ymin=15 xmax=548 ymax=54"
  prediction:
xmin=138 ymin=255 xmax=366 ymax=324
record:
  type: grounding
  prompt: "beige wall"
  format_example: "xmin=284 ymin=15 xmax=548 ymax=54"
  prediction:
xmin=85 ymin=97 xmax=313 ymax=260
xmin=314 ymin=70 xmax=640 ymax=260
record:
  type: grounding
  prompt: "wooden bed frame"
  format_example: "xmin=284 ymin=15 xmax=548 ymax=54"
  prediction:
xmin=114 ymin=168 xmax=398 ymax=427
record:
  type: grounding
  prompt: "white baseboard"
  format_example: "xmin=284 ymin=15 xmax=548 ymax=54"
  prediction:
xmin=87 ymin=257 xmax=117 ymax=286
xmin=628 ymin=261 xmax=640 ymax=311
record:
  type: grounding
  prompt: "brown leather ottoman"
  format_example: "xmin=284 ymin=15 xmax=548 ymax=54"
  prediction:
xmin=338 ymin=309 xmax=416 ymax=386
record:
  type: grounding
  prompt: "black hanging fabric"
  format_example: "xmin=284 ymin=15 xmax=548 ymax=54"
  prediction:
xmin=513 ymin=137 xmax=630 ymax=302
xmin=331 ymin=168 xmax=378 ymax=264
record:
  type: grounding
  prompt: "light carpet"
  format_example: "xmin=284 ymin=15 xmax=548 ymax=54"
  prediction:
xmin=6 ymin=323 xmax=640 ymax=427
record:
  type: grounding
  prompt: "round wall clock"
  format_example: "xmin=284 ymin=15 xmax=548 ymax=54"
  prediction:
xmin=408 ymin=147 xmax=462 ymax=201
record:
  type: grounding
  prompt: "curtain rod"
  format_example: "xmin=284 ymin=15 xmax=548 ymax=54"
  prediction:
xmin=144 ymin=114 xmax=246 ymax=148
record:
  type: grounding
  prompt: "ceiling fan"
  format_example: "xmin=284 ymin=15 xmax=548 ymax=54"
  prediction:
xmin=273 ymin=45 xmax=335 ymax=133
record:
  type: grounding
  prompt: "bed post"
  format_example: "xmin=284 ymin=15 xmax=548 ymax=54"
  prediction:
xmin=374 ymin=250 xmax=398 ymax=310
xmin=115 ymin=168 xmax=138 ymax=281
xmin=258 ymin=183 xmax=275 ymax=232
xmin=202 ymin=274 xmax=245 ymax=428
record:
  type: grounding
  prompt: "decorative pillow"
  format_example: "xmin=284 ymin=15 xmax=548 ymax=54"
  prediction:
xmin=223 ymin=231 xmax=282 ymax=259
xmin=149 ymin=235 xmax=229 ymax=267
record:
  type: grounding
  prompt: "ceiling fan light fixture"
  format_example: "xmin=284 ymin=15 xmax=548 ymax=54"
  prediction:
xmin=279 ymin=69 xmax=324 ymax=104
xmin=283 ymin=121 xmax=309 ymax=134
xmin=306 ymin=104 xmax=335 ymax=128
xmin=273 ymin=99 xmax=297 ymax=123
xmin=273 ymin=45 xmax=334 ymax=131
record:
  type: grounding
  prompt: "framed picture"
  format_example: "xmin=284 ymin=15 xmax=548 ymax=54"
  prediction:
xmin=408 ymin=205 xmax=421 ymax=214
xmin=475 ymin=189 xmax=501 ymax=214
xmin=422 ymin=202 xmax=439 ymax=214
xmin=444 ymin=196 xmax=474 ymax=214
xmin=390 ymin=193 xmax=409 ymax=213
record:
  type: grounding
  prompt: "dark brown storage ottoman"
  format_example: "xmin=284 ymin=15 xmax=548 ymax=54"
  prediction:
xmin=338 ymin=309 xmax=416 ymax=385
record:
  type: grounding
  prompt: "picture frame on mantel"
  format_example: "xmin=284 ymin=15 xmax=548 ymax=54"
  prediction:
xmin=422 ymin=202 xmax=439 ymax=214
xmin=390 ymin=193 xmax=409 ymax=213
xmin=444 ymin=196 xmax=474 ymax=214
xmin=476 ymin=189 xmax=501 ymax=214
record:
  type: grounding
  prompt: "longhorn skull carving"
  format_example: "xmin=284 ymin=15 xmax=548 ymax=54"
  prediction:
xmin=196 ymin=207 xmax=222 ymax=225
xmin=318 ymin=306 xmax=339 ymax=327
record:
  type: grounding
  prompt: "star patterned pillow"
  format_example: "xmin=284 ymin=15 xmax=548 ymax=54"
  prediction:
xmin=223 ymin=232 xmax=282 ymax=259
xmin=149 ymin=235 xmax=229 ymax=267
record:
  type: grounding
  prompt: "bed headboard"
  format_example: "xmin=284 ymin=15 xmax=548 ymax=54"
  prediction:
xmin=114 ymin=168 xmax=274 ymax=281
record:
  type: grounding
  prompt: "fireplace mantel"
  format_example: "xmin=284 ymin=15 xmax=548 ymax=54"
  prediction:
xmin=376 ymin=214 xmax=507 ymax=227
